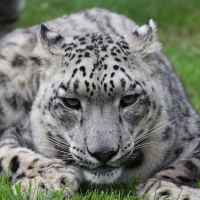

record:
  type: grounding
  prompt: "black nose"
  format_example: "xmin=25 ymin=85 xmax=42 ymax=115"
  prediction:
xmin=88 ymin=148 xmax=119 ymax=163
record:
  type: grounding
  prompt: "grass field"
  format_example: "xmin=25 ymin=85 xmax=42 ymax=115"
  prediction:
xmin=1 ymin=0 xmax=200 ymax=199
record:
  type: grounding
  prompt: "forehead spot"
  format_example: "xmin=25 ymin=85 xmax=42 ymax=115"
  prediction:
xmin=113 ymin=65 xmax=119 ymax=70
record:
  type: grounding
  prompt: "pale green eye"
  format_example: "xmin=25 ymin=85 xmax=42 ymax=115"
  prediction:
xmin=121 ymin=95 xmax=138 ymax=107
xmin=61 ymin=98 xmax=80 ymax=109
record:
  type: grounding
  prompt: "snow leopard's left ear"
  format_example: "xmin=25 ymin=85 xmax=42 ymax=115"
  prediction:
xmin=131 ymin=19 xmax=161 ymax=56
xmin=33 ymin=24 xmax=65 ymax=60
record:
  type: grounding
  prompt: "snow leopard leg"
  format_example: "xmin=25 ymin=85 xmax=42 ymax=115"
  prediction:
xmin=138 ymin=142 xmax=200 ymax=200
xmin=0 ymin=125 xmax=82 ymax=196
xmin=0 ymin=0 xmax=25 ymax=39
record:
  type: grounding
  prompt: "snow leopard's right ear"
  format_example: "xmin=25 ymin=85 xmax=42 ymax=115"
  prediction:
xmin=131 ymin=19 xmax=161 ymax=56
xmin=32 ymin=24 xmax=66 ymax=60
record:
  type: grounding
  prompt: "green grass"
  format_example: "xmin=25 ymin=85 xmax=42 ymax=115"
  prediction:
xmin=2 ymin=0 xmax=199 ymax=199
xmin=0 ymin=175 xmax=144 ymax=200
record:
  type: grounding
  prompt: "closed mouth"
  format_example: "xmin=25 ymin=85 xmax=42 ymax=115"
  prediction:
xmin=83 ymin=166 xmax=123 ymax=184
xmin=86 ymin=166 xmax=119 ymax=174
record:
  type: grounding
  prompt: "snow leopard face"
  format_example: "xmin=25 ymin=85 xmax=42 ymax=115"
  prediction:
xmin=31 ymin=21 xmax=164 ymax=184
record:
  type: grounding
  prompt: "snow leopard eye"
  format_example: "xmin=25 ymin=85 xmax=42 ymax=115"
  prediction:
xmin=121 ymin=95 xmax=139 ymax=107
xmin=61 ymin=98 xmax=80 ymax=110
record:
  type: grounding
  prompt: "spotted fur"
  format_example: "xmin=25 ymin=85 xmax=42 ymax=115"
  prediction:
xmin=0 ymin=8 xmax=200 ymax=199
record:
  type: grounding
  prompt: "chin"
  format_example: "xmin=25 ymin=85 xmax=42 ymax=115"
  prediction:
xmin=83 ymin=167 xmax=123 ymax=184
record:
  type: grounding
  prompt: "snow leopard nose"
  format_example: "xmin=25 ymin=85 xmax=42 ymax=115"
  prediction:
xmin=87 ymin=148 xmax=119 ymax=163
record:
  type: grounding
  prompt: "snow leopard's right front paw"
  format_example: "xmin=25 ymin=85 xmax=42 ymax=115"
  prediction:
xmin=11 ymin=154 xmax=82 ymax=196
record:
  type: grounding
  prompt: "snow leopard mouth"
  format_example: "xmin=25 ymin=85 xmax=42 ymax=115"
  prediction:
xmin=83 ymin=166 xmax=123 ymax=184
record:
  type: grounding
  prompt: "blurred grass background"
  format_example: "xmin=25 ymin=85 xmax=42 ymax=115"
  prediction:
xmin=16 ymin=0 xmax=200 ymax=113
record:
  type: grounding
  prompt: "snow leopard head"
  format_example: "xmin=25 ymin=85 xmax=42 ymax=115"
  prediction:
xmin=31 ymin=20 xmax=165 ymax=184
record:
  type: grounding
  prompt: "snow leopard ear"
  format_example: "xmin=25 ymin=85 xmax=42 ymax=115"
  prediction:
xmin=132 ymin=19 xmax=161 ymax=56
xmin=40 ymin=24 xmax=64 ymax=47
xmin=33 ymin=24 xmax=65 ymax=60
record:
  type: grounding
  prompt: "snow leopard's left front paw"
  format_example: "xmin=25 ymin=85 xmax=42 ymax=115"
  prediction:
xmin=137 ymin=178 xmax=200 ymax=200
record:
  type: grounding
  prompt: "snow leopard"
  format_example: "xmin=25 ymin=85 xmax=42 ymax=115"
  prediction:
xmin=0 ymin=7 xmax=200 ymax=200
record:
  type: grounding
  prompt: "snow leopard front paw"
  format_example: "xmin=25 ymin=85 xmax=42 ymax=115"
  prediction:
xmin=137 ymin=178 xmax=200 ymax=200
xmin=11 ymin=155 xmax=82 ymax=196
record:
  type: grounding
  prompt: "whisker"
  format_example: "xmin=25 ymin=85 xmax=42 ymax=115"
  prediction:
xmin=135 ymin=119 xmax=170 ymax=143
xmin=134 ymin=141 xmax=160 ymax=148
xmin=35 ymin=133 xmax=69 ymax=150
xmin=48 ymin=134 xmax=70 ymax=149
xmin=135 ymin=117 xmax=179 ymax=145
xmin=45 ymin=134 xmax=69 ymax=150
xmin=42 ymin=146 xmax=70 ymax=155
xmin=133 ymin=142 xmax=161 ymax=151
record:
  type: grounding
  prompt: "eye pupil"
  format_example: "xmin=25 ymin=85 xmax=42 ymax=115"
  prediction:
xmin=61 ymin=98 xmax=80 ymax=109
xmin=121 ymin=95 xmax=138 ymax=107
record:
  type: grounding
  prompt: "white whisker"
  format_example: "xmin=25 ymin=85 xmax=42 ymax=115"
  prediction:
xmin=48 ymin=134 xmax=70 ymax=149
xmin=35 ymin=133 xmax=69 ymax=150
xmin=42 ymin=146 xmax=69 ymax=154
xmin=133 ymin=142 xmax=161 ymax=151
xmin=135 ymin=117 xmax=179 ymax=145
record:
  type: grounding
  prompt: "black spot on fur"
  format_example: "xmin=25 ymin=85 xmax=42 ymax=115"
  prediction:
xmin=16 ymin=172 xmax=26 ymax=180
xmin=53 ymin=35 xmax=64 ymax=44
xmin=120 ymin=67 xmax=125 ymax=72
xmin=5 ymin=93 xmax=21 ymax=109
xmin=158 ymin=190 xmax=171 ymax=197
xmin=110 ymin=72 xmax=115 ymax=78
xmin=163 ymin=166 xmax=175 ymax=170
xmin=10 ymin=156 xmax=20 ymax=173
xmin=182 ymin=197 xmax=190 ymax=200
xmin=120 ymin=79 xmax=126 ymax=91
xmin=104 ymin=83 xmax=107 ymax=92
xmin=110 ymin=80 xmax=114 ymax=88
xmin=28 ymin=165 xmax=34 ymax=170
xmin=70 ymin=54 xmax=75 ymax=61
xmin=86 ymin=45 xmax=94 ymax=51
xmin=32 ymin=158 xmax=39 ymax=163
xmin=113 ymin=65 xmax=119 ymax=70
xmin=12 ymin=55 xmax=26 ymax=67
xmin=79 ymin=37 xmax=85 ymax=42
xmin=76 ymin=59 xmax=81 ymax=64
xmin=91 ymin=83 xmax=96 ymax=90
xmin=115 ymin=58 xmax=121 ymax=62
xmin=59 ymin=83 xmax=67 ymax=91
xmin=40 ymin=183 xmax=46 ymax=189
xmin=85 ymin=81 xmax=90 ymax=92
xmin=90 ymin=73 xmax=94 ymax=78
xmin=61 ymin=43 xmax=67 ymax=49
xmin=73 ymin=79 xmax=79 ymax=91
xmin=0 ymin=73 xmax=10 ymax=84
xmin=80 ymin=66 xmax=86 ymax=77
xmin=85 ymin=52 xmax=90 ymax=57
xmin=174 ymin=147 xmax=183 ymax=157
xmin=177 ymin=176 xmax=193 ymax=183
xmin=161 ymin=175 xmax=175 ymax=182
xmin=60 ymin=177 xmax=66 ymax=185
xmin=183 ymin=160 xmax=198 ymax=173
xmin=101 ymin=45 xmax=108 ymax=51
xmin=111 ymin=52 xmax=117 ymax=56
